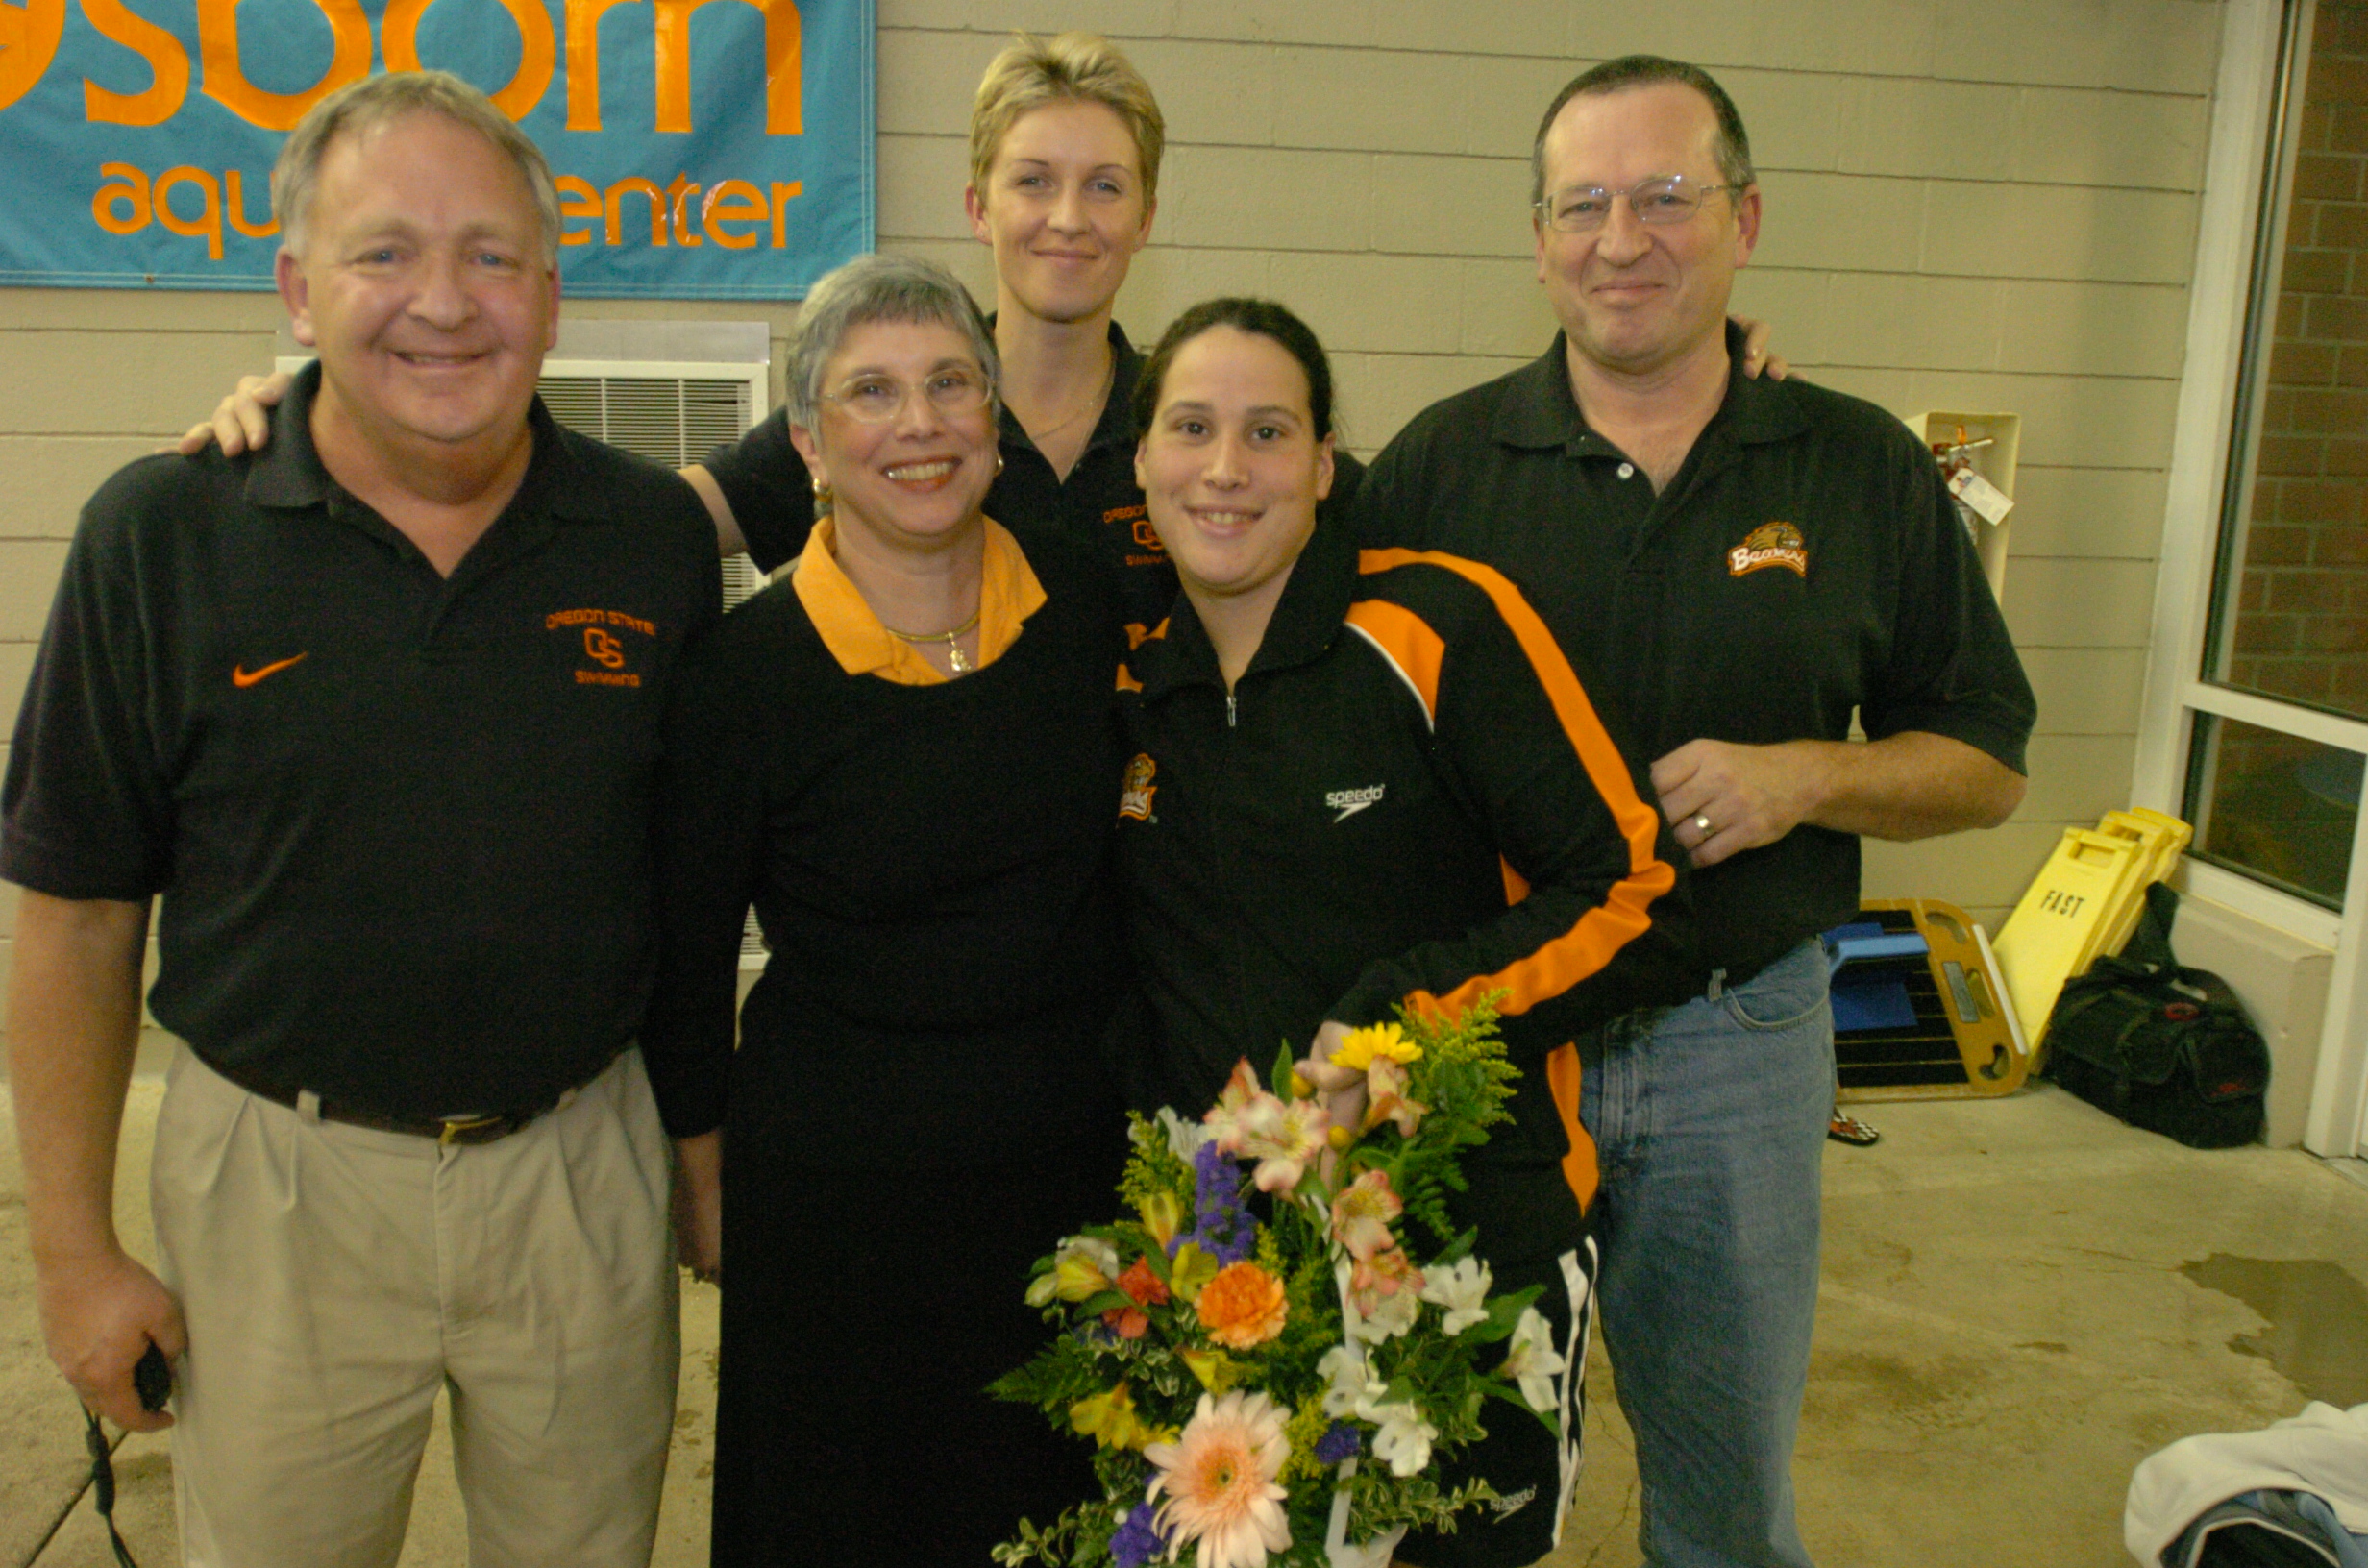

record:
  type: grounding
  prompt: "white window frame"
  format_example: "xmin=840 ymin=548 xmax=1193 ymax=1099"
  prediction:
xmin=2134 ymin=0 xmax=2368 ymax=1157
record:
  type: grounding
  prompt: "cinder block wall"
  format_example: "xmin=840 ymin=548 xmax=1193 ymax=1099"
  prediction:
xmin=0 ymin=0 xmax=2229 ymax=993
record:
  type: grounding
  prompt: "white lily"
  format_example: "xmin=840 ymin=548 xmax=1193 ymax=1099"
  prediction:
xmin=1369 ymin=1400 xmax=1438 ymax=1478
xmin=1158 ymin=1106 xmax=1212 ymax=1162
xmin=1317 ymin=1344 xmax=1371 ymax=1419
xmin=1500 ymin=1306 xmax=1568 ymax=1413
xmin=1418 ymin=1257 xmax=1492 ymax=1336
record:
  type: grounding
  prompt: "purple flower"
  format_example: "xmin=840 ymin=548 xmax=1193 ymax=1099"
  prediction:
xmin=1315 ymin=1422 xmax=1362 ymax=1465
xmin=1173 ymin=1142 xmax=1255 ymax=1264
xmin=1109 ymin=1500 xmax=1170 ymax=1568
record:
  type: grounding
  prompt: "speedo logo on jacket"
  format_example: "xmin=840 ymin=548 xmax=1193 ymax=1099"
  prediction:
xmin=1325 ymin=784 xmax=1386 ymax=821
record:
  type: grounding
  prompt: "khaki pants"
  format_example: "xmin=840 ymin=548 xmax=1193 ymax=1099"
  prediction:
xmin=151 ymin=1046 xmax=679 ymax=1568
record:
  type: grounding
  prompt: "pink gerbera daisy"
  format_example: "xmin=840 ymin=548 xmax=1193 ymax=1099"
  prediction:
xmin=1144 ymin=1390 xmax=1293 ymax=1568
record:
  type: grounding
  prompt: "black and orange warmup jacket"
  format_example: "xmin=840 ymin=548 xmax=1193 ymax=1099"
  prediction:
xmin=1115 ymin=508 xmax=1701 ymax=1239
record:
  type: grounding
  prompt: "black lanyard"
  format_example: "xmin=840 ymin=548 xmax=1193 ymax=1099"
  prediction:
xmin=82 ymin=1407 xmax=143 ymax=1568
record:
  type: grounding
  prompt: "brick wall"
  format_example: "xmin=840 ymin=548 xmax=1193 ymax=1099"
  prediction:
xmin=2237 ymin=1 xmax=2368 ymax=713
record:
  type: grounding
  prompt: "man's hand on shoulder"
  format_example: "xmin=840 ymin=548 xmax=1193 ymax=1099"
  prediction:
xmin=1731 ymin=315 xmax=1789 ymax=381
xmin=37 ymin=1246 xmax=185 ymax=1431
xmin=1652 ymin=738 xmax=1836 ymax=868
xmin=173 ymin=371 xmax=291 ymax=458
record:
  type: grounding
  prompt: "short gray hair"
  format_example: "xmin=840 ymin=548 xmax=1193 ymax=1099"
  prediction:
xmin=782 ymin=255 xmax=1001 ymax=429
xmin=274 ymin=71 xmax=561 ymax=261
xmin=1530 ymin=55 xmax=1757 ymax=211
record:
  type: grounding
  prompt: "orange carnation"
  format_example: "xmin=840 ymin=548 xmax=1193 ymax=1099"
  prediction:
xmin=1117 ymin=1257 xmax=1171 ymax=1308
xmin=1195 ymin=1261 xmax=1288 ymax=1350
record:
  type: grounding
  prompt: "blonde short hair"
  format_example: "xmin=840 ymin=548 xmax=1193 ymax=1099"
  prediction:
xmin=274 ymin=71 xmax=560 ymax=261
xmin=969 ymin=33 xmax=1165 ymax=204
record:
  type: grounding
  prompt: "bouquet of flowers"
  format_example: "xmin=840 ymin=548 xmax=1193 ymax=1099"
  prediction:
xmin=991 ymin=1001 xmax=1569 ymax=1568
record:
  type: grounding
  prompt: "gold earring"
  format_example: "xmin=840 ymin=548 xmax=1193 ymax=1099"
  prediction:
xmin=811 ymin=477 xmax=832 ymax=514
xmin=994 ymin=453 xmax=1005 ymax=477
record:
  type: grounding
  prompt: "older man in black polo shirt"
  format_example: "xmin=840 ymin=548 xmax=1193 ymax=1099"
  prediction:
xmin=3 ymin=72 xmax=718 ymax=1567
xmin=1358 ymin=56 xmax=2035 ymax=1568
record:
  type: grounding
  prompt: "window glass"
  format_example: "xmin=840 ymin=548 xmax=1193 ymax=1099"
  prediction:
xmin=2208 ymin=3 xmax=2368 ymax=722
xmin=2186 ymin=714 xmax=2359 ymax=907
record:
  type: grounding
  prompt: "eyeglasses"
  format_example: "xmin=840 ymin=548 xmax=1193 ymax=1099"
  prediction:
xmin=822 ymin=365 xmax=992 ymax=424
xmin=1535 ymin=176 xmax=1738 ymax=233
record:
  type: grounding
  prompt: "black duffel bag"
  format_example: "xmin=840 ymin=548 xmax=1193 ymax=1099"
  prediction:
xmin=2042 ymin=882 xmax=2271 ymax=1149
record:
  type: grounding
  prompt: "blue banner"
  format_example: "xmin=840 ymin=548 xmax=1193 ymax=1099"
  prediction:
xmin=0 ymin=0 xmax=873 ymax=298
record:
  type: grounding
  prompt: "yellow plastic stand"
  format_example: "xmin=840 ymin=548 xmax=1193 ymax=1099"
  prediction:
xmin=2092 ymin=808 xmax=2192 ymax=955
xmin=2097 ymin=807 xmax=2189 ymax=882
xmin=1992 ymin=828 xmax=2150 ymax=1052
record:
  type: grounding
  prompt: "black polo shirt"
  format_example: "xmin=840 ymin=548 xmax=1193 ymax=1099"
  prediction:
xmin=707 ymin=317 xmax=1369 ymax=638
xmin=0 ymin=364 xmax=723 ymax=1117
xmin=710 ymin=320 xmax=1178 ymax=632
xmin=1357 ymin=325 xmax=2035 ymax=980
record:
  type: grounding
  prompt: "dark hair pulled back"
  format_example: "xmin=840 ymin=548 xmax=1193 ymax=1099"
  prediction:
xmin=1132 ymin=297 xmax=1335 ymax=444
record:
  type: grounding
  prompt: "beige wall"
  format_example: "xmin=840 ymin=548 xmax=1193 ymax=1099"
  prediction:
xmin=0 ymin=0 xmax=2228 ymax=978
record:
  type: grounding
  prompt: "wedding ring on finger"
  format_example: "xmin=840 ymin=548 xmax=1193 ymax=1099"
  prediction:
xmin=1694 ymin=814 xmax=1713 ymax=836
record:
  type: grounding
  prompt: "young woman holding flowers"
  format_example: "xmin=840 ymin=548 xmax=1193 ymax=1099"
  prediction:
xmin=1112 ymin=299 xmax=1705 ymax=1567
xmin=636 ymin=254 xmax=1127 ymax=1566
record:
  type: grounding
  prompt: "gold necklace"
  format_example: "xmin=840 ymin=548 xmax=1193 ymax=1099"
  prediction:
xmin=1020 ymin=344 xmax=1117 ymax=444
xmin=880 ymin=607 xmax=982 ymax=674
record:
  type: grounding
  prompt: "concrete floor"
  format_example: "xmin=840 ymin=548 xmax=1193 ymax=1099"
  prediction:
xmin=5 ymin=1047 xmax=2367 ymax=1567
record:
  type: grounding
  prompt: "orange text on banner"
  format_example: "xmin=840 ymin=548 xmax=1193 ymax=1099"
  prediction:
xmin=554 ymin=173 xmax=800 ymax=248
xmin=80 ymin=0 xmax=187 ymax=125
xmin=381 ymin=0 xmax=555 ymax=120
xmin=569 ymin=0 xmax=801 ymax=134
xmin=36 ymin=0 xmax=804 ymax=133
xmin=0 ymin=0 xmax=68 ymax=114
xmin=197 ymin=0 xmax=373 ymax=131
xmin=93 ymin=162 xmax=278 ymax=257
xmin=95 ymin=163 xmax=802 ymax=254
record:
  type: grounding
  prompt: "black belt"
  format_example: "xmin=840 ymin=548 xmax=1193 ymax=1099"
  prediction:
xmin=207 ymin=1050 xmax=617 ymax=1146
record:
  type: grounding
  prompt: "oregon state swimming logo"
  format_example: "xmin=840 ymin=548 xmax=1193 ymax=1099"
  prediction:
xmin=1728 ymin=521 xmax=1809 ymax=578
xmin=547 ymin=606 xmax=655 ymax=687
xmin=1119 ymin=753 xmax=1159 ymax=821
xmin=1113 ymin=502 xmax=1167 ymax=564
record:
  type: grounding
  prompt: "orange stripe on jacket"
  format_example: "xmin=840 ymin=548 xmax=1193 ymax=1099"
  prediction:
xmin=1545 ymin=1043 xmax=1599 ymax=1212
xmin=1342 ymin=600 xmax=1445 ymax=725
xmin=1351 ymin=549 xmax=1677 ymax=1023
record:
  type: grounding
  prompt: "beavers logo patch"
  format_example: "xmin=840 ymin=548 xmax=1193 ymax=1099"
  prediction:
xmin=1119 ymin=753 xmax=1159 ymax=821
xmin=1727 ymin=522 xmax=1808 ymax=578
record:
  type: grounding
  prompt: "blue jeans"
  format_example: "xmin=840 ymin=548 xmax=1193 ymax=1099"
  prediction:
xmin=1581 ymin=938 xmax=1832 ymax=1568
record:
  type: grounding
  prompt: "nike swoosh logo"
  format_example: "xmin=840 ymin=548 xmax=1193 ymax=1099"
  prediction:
xmin=1332 ymin=800 xmax=1378 ymax=823
xmin=233 ymin=653 xmax=308 ymax=687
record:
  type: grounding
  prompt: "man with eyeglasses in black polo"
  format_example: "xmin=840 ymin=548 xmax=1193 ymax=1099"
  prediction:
xmin=1356 ymin=55 xmax=2035 ymax=1568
